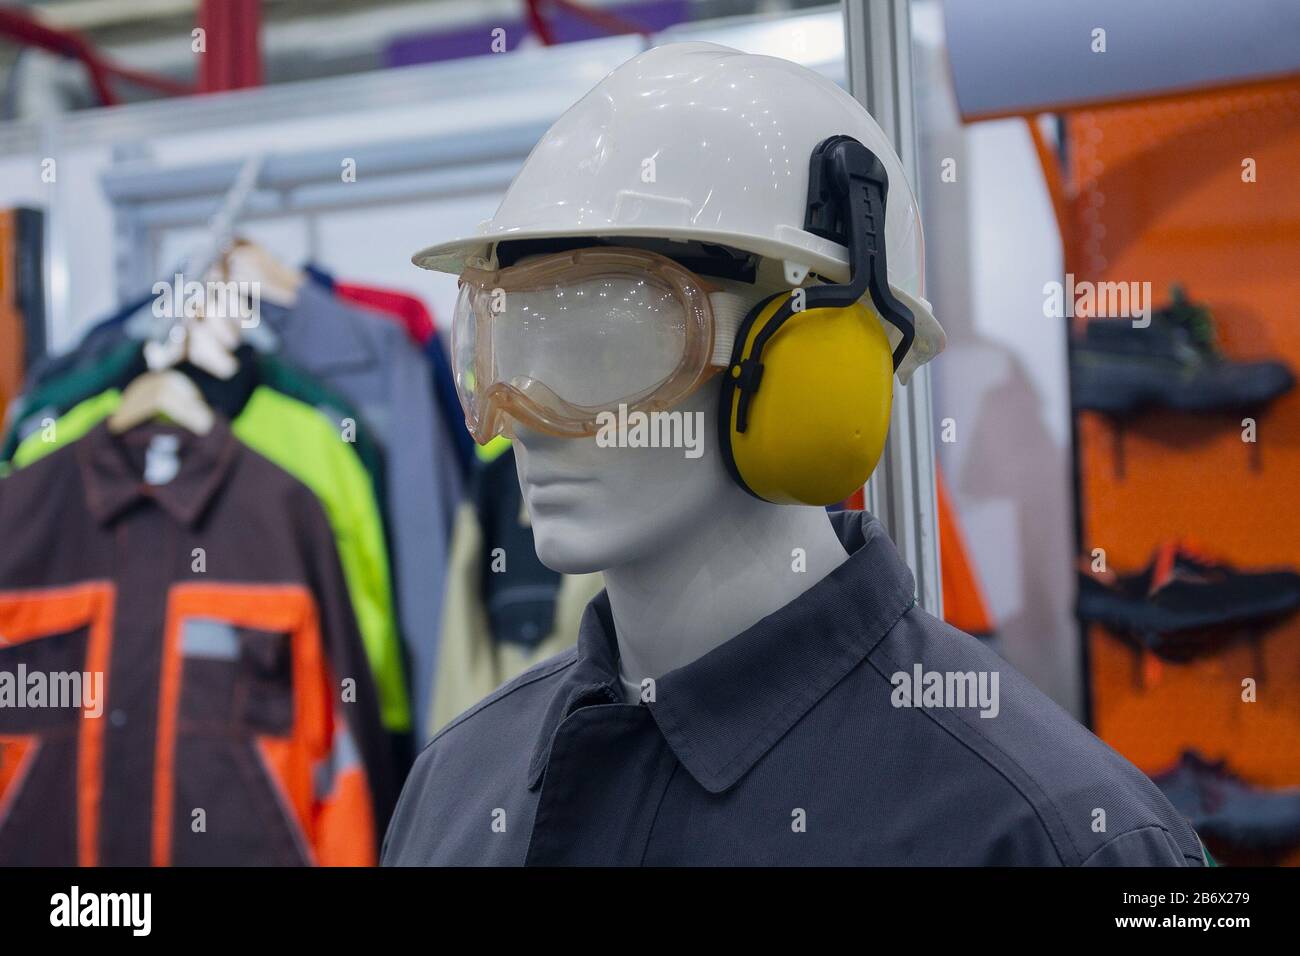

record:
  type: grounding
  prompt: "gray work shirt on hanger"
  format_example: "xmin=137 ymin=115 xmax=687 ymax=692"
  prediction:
xmin=261 ymin=280 xmax=460 ymax=735
xmin=383 ymin=510 xmax=1205 ymax=866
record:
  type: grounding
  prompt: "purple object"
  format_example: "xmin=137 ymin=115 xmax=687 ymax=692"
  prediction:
xmin=384 ymin=1 xmax=689 ymax=68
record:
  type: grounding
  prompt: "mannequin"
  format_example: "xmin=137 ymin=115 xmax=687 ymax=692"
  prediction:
xmin=514 ymin=376 xmax=849 ymax=703
xmin=384 ymin=41 xmax=1206 ymax=868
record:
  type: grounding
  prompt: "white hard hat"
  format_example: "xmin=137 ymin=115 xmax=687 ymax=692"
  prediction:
xmin=413 ymin=41 xmax=943 ymax=381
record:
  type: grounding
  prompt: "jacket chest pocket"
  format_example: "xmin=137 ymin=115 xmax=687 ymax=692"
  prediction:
xmin=179 ymin=619 xmax=293 ymax=735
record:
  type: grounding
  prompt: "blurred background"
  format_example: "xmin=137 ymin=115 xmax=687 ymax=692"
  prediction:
xmin=0 ymin=0 xmax=1297 ymax=866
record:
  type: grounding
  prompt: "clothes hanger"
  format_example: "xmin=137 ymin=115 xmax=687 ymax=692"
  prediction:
xmin=111 ymin=293 xmax=222 ymax=435
xmin=112 ymin=280 xmax=237 ymax=434
xmin=131 ymin=155 xmax=271 ymax=385
xmin=108 ymin=366 xmax=215 ymax=435
xmin=109 ymin=155 xmax=281 ymax=436
xmin=215 ymin=237 xmax=304 ymax=309
xmin=109 ymin=290 xmax=239 ymax=435
xmin=135 ymin=250 xmax=242 ymax=383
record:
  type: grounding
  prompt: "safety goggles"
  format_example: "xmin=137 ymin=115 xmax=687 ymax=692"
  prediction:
xmin=452 ymin=247 xmax=746 ymax=442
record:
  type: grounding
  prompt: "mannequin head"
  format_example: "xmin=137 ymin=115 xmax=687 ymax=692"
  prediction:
xmin=419 ymin=42 xmax=944 ymax=577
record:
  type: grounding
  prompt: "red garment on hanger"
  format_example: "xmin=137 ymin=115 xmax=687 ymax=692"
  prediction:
xmin=935 ymin=467 xmax=996 ymax=638
xmin=333 ymin=283 xmax=436 ymax=347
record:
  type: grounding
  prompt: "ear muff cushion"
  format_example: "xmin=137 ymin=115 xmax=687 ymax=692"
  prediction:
xmin=721 ymin=295 xmax=894 ymax=506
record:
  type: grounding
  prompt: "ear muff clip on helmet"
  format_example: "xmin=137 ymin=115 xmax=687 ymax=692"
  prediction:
xmin=717 ymin=135 xmax=917 ymax=508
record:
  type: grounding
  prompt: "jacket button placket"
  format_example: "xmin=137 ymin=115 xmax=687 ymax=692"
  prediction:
xmin=525 ymin=704 xmax=674 ymax=866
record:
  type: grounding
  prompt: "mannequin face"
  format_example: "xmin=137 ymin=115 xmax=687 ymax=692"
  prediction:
xmin=514 ymin=380 xmax=747 ymax=575
xmin=506 ymin=259 xmax=790 ymax=576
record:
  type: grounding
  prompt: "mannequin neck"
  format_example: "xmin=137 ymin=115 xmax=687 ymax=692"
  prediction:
xmin=604 ymin=495 xmax=849 ymax=703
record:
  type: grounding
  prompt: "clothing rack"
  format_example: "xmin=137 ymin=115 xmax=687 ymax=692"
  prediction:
xmin=101 ymin=125 xmax=548 ymax=301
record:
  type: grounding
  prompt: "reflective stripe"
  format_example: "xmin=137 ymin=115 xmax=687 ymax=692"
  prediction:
xmin=313 ymin=725 xmax=361 ymax=801
xmin=181 ymin=618 xmax=239 ymax=660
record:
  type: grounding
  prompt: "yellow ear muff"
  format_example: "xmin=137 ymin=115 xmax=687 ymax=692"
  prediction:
xmin=718 ymin=292 xmax=894 ymax=506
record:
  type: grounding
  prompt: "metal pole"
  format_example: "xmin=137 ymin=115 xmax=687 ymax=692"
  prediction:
xmin=843 ymin=0 xmax=943 ymax=615
xmin=39 ymin=117 xmax=69 ymax=354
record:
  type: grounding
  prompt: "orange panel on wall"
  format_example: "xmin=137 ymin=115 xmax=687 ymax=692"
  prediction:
xmin=1068 ymin=79 xmax=1300 ymax=824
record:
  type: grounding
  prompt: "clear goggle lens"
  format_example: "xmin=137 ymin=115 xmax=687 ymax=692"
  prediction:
xmin=452 ymin=249 xmax=715 ymax=441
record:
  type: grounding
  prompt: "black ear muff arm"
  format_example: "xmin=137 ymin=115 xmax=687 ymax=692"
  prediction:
xmin=804 ymin=135 xmax=916 ymax=370
xmin=729 ymin=135 xmax=918 ymax=436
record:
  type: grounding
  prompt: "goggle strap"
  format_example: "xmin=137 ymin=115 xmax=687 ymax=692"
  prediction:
xmin=708 ymin=291 xmax=748 ymax=366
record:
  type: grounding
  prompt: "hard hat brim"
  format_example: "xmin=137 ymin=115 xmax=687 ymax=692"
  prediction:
xmin=411 ymin=223 xmax=853 ymax=284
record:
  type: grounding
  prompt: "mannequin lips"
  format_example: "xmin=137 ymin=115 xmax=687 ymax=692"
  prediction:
xmin=525 ymin=481 xmax=597 ymax=520
xmin=524 ymin=475 xmax=595 ymax=512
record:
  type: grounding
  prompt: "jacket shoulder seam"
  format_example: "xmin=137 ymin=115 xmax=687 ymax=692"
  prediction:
xmin=867 ymin=617 xmax=1079 ymax=865
xmin=1079 ymin=823 xmax=1194 ymax=867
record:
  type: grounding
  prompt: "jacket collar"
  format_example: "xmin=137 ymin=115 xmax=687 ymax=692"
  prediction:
xmin=76 ymin=418 xmax=240 ymax=529
xmin=527 ymin=511 xmax=917 ymax=793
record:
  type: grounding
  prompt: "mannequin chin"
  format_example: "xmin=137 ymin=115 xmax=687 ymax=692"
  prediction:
xmin=513 ymin=381 xmax=744 ymax=575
